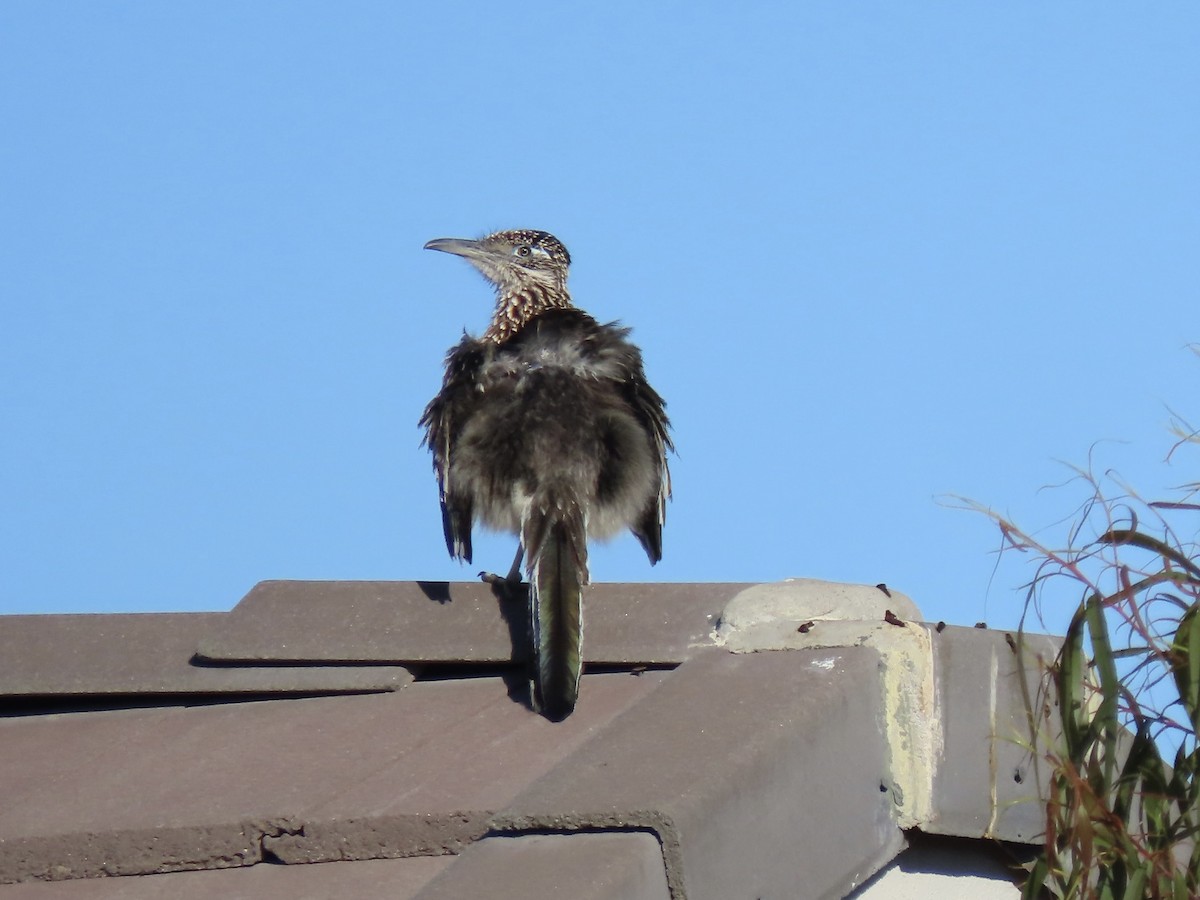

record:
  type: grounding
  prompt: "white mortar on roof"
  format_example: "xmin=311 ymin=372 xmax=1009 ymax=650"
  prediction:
xmin=714 ymin=578 xmax=920 ymax=635
xmin=713 ymin=578 xmax=940 ymax=830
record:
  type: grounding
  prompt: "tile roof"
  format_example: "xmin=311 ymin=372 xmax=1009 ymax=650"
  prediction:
xmin=0 ymin=579 xmax=1057 ymax=899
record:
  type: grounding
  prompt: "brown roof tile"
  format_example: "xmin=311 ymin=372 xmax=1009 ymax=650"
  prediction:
xmin=492 ymin=645 xmax=902 ymax=900
xmin=414 ymin=833 xmax=671 ymax=900
xmin=0 ymin=856 xmax=452 ymax=899
xmin=195 ymin=580 xmax=742 ymax=665
xmin=0 ymin=613 xmax=411 ymax=698
xmin=0 ymin=579 xmax=1058 ymax=898
xmin=0 ymin=672 xmax=667 ymax=880
xmin=927 ymin=624 xmax=1061 ymax=843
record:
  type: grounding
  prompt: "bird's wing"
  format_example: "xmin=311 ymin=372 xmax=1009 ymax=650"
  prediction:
xmin=419 ymin=335 xmax=486 ymax=563
xmin=584 ymin=318 xmax=674 ymax=564
xmin=623 ymin=369 xmax=673 ymax=563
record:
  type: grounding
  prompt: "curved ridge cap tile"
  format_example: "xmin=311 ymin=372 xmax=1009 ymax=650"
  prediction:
xmin=713 ymin=578 xmax=922 ymax=649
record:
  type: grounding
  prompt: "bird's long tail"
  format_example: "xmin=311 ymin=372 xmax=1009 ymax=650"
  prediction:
xmin=522 ymin=491 xmax=588 ymax=721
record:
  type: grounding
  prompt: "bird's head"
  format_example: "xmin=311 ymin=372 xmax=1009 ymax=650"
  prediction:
xmin=424 ymin=229 xmax=571 ymax=296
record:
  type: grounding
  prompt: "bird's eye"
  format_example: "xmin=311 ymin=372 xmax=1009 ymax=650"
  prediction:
xmin=514 ymin=245 xmax=532 ymax=258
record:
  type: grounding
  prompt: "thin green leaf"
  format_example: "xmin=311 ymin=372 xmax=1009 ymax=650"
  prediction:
xmin=1098 ymin=529 xmax=1200 ymax=580
xmin=1171 ymin=604 xmax=1200 ymax=734
xmin=1123 ymin=865 xmax=1147 ymax=900
xmin=1085 ymin=595 xmax=1121 ymax=784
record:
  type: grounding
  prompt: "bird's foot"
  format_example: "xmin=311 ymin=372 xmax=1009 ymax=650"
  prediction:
xmin=478 ymin=569 xmax=525 ymax=603
xmin=478 ymin=545 xmax=525 ymax=590
xmin=478 ymin=570 xmax=520 ymax=587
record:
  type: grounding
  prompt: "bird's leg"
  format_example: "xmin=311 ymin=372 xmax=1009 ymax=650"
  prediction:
xmin=506 ymin=544 xmax=525 ymax=582
xmin=479 ymin=544 xmax=525 ymax=588
xmin=480 ymin=545 xmax=528 ymax=644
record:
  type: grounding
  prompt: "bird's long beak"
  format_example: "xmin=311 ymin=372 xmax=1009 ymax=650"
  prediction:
xmin=424 ymin=237 xmax=484 ymax=259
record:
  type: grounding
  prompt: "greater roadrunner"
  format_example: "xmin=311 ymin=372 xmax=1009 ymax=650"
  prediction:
xmin=420 ymin=229 xmax=672 ymax=720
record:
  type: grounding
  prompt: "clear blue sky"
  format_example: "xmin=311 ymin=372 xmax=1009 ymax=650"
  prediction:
xmin=2 ymin=3 xmax=1197 ymax=633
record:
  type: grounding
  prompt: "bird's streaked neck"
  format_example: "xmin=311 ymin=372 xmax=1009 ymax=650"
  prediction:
xmin=483 ymin=281 xmax=574 ymax=344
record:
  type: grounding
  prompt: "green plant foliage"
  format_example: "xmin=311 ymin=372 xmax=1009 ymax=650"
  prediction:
xmin=1028 ymin=589 xmax=1198 ymax=899
xmin=970 ymin=387 xmax=1199 ymax=899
